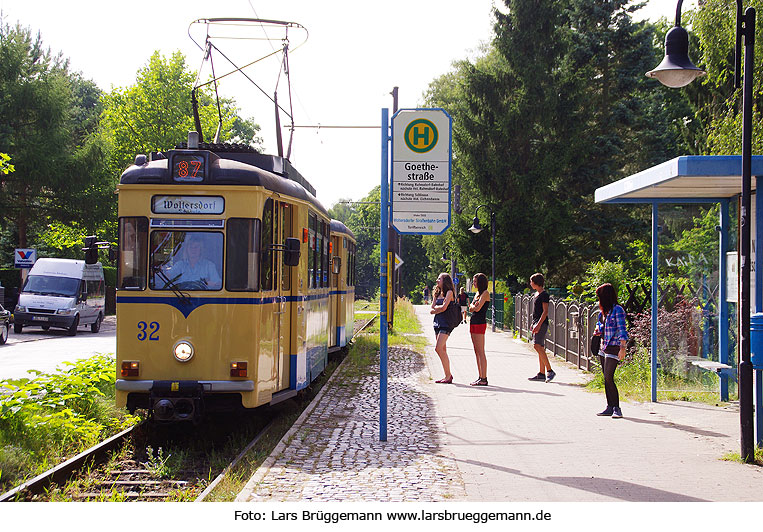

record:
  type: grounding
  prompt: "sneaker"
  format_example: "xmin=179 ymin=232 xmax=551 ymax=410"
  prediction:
xmin=545 ymin=370 xmax=556 ymax=383
xmin=597 ymin=407 xmax=614 ymax=416
xmin=612 ymin=407 xmax=623 ymax=419
xmin=528 ymin=373 xmax=546 ymax=381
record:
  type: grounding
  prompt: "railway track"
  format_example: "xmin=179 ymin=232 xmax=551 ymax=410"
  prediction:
xmin=1 ymin=316 xmax=374 ymax=502
xmin=0 ymin=422 xmax=143 ymax=502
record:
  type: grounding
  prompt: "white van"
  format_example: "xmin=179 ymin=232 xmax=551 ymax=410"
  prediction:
xmin=14 ymin=258 xmax=105 ymax=336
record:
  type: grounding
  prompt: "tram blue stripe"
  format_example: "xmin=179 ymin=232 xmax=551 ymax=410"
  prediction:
xmin=116 ymin=293 xmax=330 ymax=317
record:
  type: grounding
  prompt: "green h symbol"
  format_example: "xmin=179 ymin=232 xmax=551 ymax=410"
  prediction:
xmin=404 ymin=118 xmax=438 ymax=153
xmin=413 ymin=125 xmax=429 ymax=146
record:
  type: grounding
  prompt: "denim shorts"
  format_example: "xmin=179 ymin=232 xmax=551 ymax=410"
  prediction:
xmin=434 ymin=326 xmax=453 ymax=337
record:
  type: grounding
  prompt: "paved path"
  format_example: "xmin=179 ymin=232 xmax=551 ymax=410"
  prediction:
xmin=237 ymin=305 xmax=763 ymax=502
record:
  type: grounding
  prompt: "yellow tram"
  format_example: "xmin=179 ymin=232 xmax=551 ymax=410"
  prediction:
xmin=115 ymin=138 xmax=355 ymax=421
xmin=329 ymin=220 xmax=356 ymax=353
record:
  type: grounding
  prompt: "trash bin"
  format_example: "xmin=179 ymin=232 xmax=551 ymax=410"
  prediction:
xmin=750 ymin=312 xmax=763 ymax=369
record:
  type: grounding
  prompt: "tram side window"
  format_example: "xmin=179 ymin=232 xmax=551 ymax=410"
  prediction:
xmin=281 ymin=203 xmax=292 ymax=292
xmin=227 ymin=218 xmax=261 ymax=291
xmin=308 ymin=212 xmax=316 ymax=289
xmin=322 ymin=221 xmax=329 ymax=288
xmin=118 ymin=217 xmax=148 ymax=290
xmin=261 ymin=199 xmax=274 ymax=291
xmin=350 ymin=242 xmax=356 ymax=286
xmin=346 ymin=239 xmax=351 ymax=286
xmin=314 ymin=216 xmax=321 ymax=288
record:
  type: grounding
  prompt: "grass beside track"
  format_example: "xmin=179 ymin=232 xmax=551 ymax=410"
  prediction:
xmin=0 ymin=354 xmax=139 ymax=494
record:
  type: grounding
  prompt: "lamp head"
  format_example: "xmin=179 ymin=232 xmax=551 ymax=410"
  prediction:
xmin=646 ymin=25 xmax=705 ymax=88
xmin=469 ymin=217 xmax=483 ymax=234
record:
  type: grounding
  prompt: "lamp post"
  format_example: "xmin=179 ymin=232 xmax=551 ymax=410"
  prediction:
xmin=647 ymin=0 xmax=755 ymax=462
xmin=469 ymin=205 xmax=496 ymax=332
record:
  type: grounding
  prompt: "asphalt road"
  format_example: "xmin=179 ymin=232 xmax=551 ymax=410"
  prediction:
xmin=0 ymin=315 xmax=116 ymax=380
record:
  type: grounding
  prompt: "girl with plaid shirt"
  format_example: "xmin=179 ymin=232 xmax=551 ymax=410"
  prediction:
xmin=593 ymin=283 xmax=628 ymax=418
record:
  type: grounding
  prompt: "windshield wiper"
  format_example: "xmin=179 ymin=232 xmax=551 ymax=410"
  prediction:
xmin=152 ymin=266 xmax=192 ymax=306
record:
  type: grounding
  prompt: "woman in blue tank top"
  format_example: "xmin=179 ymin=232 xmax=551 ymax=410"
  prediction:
xmin=430 ymin=272 xmax=457 ymax=384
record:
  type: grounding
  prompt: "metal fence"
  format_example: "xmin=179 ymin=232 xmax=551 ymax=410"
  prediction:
xmin=514 ymin=294 xmax=601 ymax=371
xmin=467 ymin=292 xmax=512 ymax=329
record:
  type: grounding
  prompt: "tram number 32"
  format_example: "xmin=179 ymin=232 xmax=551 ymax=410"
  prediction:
xmin=137 ymin=321 xmax=160 ymax=341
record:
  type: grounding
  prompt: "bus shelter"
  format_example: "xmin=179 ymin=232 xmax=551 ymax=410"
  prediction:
xmin=595 ymin=155 xmax=763 ymax=445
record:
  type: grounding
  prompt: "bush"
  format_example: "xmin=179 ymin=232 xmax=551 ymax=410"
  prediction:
xmin=0 ymin=355 xmax=139 ymax=491
xmin=567 ymin=259 xmax=627 ymax=303
xmin=103 ymin=266 xmax=116 ymax=288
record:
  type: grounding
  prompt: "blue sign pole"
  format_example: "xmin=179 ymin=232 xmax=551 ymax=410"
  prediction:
xmin=380 ymin=108 xmax=390 ymax=441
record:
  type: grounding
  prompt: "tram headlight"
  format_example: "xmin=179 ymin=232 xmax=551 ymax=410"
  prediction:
xmin=173 ymin=341 xmax=194 ymax=362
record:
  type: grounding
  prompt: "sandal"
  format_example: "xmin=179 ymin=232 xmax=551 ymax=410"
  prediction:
xmin=435 ymin=376 xmax=453 ymax=384
xmin=470 ymin=378 xmax=488 ymax=386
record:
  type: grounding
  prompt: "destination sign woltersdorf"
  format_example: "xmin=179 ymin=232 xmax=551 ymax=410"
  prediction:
xmin=391 ymin=109 xmax=452 ymax=234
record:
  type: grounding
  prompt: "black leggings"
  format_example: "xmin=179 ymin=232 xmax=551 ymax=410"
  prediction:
xmin=599 ymin=355 xmax=620 ymax=408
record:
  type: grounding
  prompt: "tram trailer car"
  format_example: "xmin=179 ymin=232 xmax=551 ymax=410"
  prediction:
xmin=115 ymin=141 xmax=355 ymax=421
xmin=329 ymin=220 xmax=356 ymax=353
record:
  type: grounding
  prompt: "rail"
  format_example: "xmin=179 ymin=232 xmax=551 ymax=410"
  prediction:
xmin=0 ymin=422 xmax=144 ymax=502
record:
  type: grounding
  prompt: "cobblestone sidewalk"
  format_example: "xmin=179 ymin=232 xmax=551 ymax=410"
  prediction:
xmin=236 ymin=344 xmax=466 ymax=502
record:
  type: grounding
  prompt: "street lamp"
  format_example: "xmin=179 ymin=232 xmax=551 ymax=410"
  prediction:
xmin=469 ymin=205 xmax=496 ymax=332
xmin=647 ymin=0 xmax=755 ymax=462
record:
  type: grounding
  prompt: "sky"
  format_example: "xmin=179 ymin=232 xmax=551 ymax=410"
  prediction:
xmin=0 ymin=0 xmax=696 ymax=210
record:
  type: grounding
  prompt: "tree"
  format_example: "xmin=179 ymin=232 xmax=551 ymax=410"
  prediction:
xmin=344 ymin=187 xmax=381 ymax=300
xmin=327 ymin=199 xmax=354 ymax=224
xmin=692 ymin=0 xmax=763 ymax=156
xmin=425 ymin=0 xmax=693 ymax=289
xmin=0 ymin=22 xmax=112 ymax=251
xmin=102 ymin=51 xmax=262 ymax=173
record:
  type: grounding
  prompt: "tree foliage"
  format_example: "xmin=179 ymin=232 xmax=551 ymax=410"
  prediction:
xmin=692 ymin=0 xmax=763 ymax=155
xmin=0 ymin=22 xmax=113 ymax=253
xmin=101 ymin=51 xmax=262 ymax=173
xmin=423 ymin=0 xmax=696 ymax=290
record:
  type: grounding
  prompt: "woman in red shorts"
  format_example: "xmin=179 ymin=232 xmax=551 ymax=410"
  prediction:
xmin=468 ymin=273 xmax=490 ymax=386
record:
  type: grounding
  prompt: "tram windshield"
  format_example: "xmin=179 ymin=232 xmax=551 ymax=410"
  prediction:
xmin=150 ymin=231 xmax=223 ymax=291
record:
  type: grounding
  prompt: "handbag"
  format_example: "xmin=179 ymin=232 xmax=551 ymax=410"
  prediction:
xmin=590 ymin=334 xmax=601 ymax=355
xmin=590 ymin=312 xmax=603 ymax=354
xmin=445 ymin=300 xmax=462 ymax=329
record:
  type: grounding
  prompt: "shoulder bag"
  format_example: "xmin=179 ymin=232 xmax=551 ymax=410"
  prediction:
xmin=445 ymin=299 xmax=462 ymax=329
xmin=589 ymin=312 xmax=603 ymax=355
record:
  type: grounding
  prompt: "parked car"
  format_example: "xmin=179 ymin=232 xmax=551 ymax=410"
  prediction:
xmin=13 ymin=258 xmax=105 ymax=336
xmin=0 ymin=303 xmax=10 ymax=344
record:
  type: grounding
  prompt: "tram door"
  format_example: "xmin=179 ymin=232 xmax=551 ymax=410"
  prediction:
xmin=277 ymin=201 xmax=293 ymax=389
xmin=329 ymin=234 xmax=342 ymax=346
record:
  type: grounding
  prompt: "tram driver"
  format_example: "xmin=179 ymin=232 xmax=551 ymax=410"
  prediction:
xmin=161 ymin=233 xmax=222 ymax=290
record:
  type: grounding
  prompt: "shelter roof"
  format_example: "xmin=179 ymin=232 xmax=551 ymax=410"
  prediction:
xmin=595 ymin=155 xmax=763 ymax=203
